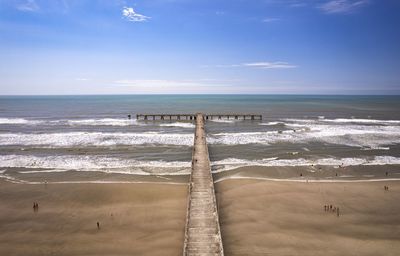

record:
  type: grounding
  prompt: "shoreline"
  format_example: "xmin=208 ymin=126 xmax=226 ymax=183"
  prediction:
xmin=2 ymin=163 xmax=400 ymax=185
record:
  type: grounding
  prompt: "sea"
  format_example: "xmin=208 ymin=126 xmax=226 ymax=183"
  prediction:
xmin=1 ymin=95 xmax=400 ymax=184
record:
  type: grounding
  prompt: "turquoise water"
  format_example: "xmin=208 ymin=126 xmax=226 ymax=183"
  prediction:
xmin=0 ymin=95 xmax=400 ymax=183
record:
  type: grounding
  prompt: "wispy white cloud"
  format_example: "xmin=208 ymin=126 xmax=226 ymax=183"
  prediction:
xmin=243 ymin=62 xmax=297 ymax=69
xmin=264 ymin=0 xmax=369 ymax=13
xmin=122 ymin=7 xmax=150 ymax=22
xmin=319 ymin=0 xmax=369 ymax=14
xmin=16 ymin=0 xmax=39 ymax=12
xmin=207 ymin=61 xmax=297 ymax=69
xmin=262 ymin=17 xmax=280 ymax=23
xmin=75 ymin=78 xmax=90 ymax=81
xmin=114 ymin=79 xmax=202 ymax=87
xmin=112 ymin=79 xmax=234 ymax=93
xmin=290 ymin=2 xmax=308 ymax=8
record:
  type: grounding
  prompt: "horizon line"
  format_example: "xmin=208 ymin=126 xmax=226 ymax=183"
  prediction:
xmin=1 ymin=93 xmax=400 ymax=97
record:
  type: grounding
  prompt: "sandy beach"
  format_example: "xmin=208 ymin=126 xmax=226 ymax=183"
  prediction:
xmin=216 ymin=177 xmax=400 ymax=256
xmin=0 ymin=181 xmax=187 ymax=256
xmin=1 ymin=173 xmax=400 ymax=255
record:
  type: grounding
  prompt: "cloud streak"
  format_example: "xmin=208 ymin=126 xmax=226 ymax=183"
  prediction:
xmin=243 ymin=62 xmax=297 ymax=69
xmin=122 ymin=7 xmax=150 ymax=22
xmin=210 ymin=61 xmax=297 ymax=69
xmin=319 ymin=0 xmax=369 ymax=14
xmin=262 ymin=17 xmax=280 ymax=23
xmin=112 ymin=79 xmax=235 ymax=94
xmin=114 ymin=79 xmax=202 ymax=87
xmin=16 ymin=0 xmax=39 ymax=12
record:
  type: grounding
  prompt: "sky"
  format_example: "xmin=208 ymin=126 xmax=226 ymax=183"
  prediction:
xmin=0 ymin=0 xmax=399 ymax=95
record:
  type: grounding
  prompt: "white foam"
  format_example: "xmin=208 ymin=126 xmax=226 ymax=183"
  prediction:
xmin=208 ymin=122 xmax=400 ymax=148
xmin=0 ymin=132 xmax=194 ymax=147
xmin=211 ymin=156 xmax=400 ymax=173
xmin=67 ymin=118 xmax=139 ymax=126
xmin=324 ymin=118 xmax=400 ymax=124
xmin=0 ymin=155 xmax=191 ymax=176
xmin=159 ymin=122 xmax=195 ymax=128
xmin=0 ymin=118 xmax=43 ymax=125
xmin=214 ymin=175 xmax=400 ymax=184
xmin=0 ymin=118 xmax=148 ymax=127
xmin=259 ymin=122 xmax=284 ymax=126
xmin=18 ymin=169 xmax=71 ymax=174
xmin=283 ymin=118 xmax=400 ymax=125
xmin=0 ymin=175 xmax=186 ymax=185
xmin=362 ymin=146 xmax=390 ymax=151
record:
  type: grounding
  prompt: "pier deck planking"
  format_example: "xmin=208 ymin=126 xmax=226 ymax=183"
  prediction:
xmin=183 ymin=113 xmax=224 ymax=256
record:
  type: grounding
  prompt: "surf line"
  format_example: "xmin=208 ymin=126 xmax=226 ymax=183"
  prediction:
xmin=214 ymin=175 xmax=400 ymax=183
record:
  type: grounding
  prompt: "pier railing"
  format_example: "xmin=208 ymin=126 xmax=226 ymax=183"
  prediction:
xmin=136 ymin=114 xmax=262 ymax=121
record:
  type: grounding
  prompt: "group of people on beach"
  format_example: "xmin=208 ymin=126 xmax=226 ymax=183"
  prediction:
xmin=33 ymin=202 xmax=39 ymax=212
xmin=324 ymin=204 xmax=340 ymax=217
xmin=384 ymin=185 xmax=390 ymax=191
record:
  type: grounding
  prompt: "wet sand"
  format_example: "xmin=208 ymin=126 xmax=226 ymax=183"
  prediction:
xmin=0 ymin=181 xmax=187 ymax=256
xmin=216 ymin=178 xmax=400 ymax=256
xmin=213 ymin=165 xmax=400 ymax=182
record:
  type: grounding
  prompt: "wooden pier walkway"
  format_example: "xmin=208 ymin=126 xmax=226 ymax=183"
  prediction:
xmin=183 ymin=113 xmax=224 ymax=256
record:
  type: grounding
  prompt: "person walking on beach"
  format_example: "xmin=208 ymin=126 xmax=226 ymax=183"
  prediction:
xmin=97 ymin=222 xmax=100 ymax=230
xmin=33 ymin=202 xmax=39 ymax=212
xmin=337 ymin=207 xmax=340 ymax=217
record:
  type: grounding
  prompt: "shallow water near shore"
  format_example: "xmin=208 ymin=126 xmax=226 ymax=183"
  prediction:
xmin=1 ymin=95 xmax=400 ymax=183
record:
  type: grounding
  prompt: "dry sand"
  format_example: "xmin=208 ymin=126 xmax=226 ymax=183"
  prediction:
xmin=216 ymin=178 xmax=400 ymax=256
xmin=0 ymin=181 xmax=187 ymax=256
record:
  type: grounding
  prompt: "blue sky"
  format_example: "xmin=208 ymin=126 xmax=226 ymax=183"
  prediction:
xmin=0 ymin=0 xmax=399 ymax=94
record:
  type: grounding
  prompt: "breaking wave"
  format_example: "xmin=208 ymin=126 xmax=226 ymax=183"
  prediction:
xmin=159 ymin=122 xmax=195 ymax=128
xmin=66 ymin=118 xmax=140 ymax=126
xmin=211 ymin=156 xmax=400 ymax=173
xmin=0 ymin=155 xmax=191 ymax=176
xmin=0 ymin=132 xmax=194 ymax=147
xmin=0 ymin=118 xmax=144 ymax=126
xmin=210 ymin=121 xmax=400 ymax=148
xmin=282 ymin=118 xmax=400 ymax=125
xmin=0 ymin=118 xmax=43 ymax=125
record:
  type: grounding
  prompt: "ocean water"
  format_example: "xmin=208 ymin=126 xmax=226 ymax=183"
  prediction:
xmin=1 ymin=95 xmax=400 ymax=183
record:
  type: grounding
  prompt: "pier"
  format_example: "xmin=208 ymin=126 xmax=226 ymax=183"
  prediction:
xmin=136 ymin=113 xmax=262 ymax=121
xmin=183 ymin=113 xmax=224 ymax=255
xmin=135 ymin=112 xmax=261 ymax=255
xmin=136 ymin=114 xmax=196 ymax=120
